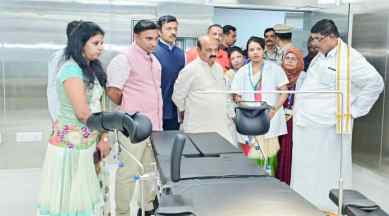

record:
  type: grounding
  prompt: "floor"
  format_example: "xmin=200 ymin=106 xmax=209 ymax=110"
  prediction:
xmin=0 ymin=163 xmax=388 ymax=216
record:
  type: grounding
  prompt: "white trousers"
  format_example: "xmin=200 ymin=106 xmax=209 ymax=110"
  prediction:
xmin=291 ymin=124 xmax=353 ymax=212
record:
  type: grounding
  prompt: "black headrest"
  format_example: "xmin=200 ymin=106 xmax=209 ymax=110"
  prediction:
xmin=128 ymin=112 xmax=153 ymax=143
xmin=86 ymin=111 xmax=152 ymax=143
xmin=234 ymin=103 xmax=271 ymax=136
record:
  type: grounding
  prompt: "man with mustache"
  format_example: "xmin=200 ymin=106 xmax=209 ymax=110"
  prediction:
xmin=186 ymin=24 xmax=230 ymax=71
xmin=154 ymin=15 xmax=185 ymax=130
xmin=173 ymin=35 xmax=234 ymax=145
xmin=292 ymin=19 xmax=384 ymax=213
xmin=263 ymin=27 xmax=283 ymax=64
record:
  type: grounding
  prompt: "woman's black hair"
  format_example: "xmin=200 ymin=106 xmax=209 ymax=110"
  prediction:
xmin=246 ymin=36 xmax=265 ymax=52
xmin=65 ymin=21 xmax=106 ymax=88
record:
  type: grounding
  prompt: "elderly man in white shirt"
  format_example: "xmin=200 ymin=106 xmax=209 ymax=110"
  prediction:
xmin=291 ymin=19 xmax=384 ymax=213
xmin=172 ymin=35 xmax=234 ymax=145
xmin=47 ymin=20 xmax=80 ymax=122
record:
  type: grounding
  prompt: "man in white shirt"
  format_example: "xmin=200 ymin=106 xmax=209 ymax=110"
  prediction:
xmin=172 ymin=35 xmax=234 ymax=145
xmin=47 ymin=20 xmax=80 ymax=122
xmin=291 ymin=19 xmax=384 ymax=213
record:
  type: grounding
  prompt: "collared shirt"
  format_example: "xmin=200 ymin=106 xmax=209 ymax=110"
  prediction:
xmin=294 ymin=43 xmax=384 ymax=127
xmin=185 ymin=47 xmax=230 ymax=71
xmin=154 ymin=39 xmax=185 ymax=120
xmin=47 ymin=48 xmax=65 ymax=121
xmin=172 ymin=58 xmax=234 ymax=144
xmin=264 ymin=46 xmax=283 ymax=65
xmin=159 ymin=38 xmax=175 ymax=50
xmin=107 ymin=42 xmax=163 ymax=130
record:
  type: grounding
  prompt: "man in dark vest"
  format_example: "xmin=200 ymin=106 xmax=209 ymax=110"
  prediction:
xmin=154 ymin=15 xmax=185 ymax=130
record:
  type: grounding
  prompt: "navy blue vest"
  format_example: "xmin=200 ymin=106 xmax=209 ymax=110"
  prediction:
xmin=154 ymin=40 xmax=185 ymax=120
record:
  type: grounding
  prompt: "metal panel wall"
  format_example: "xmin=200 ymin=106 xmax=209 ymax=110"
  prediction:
xmin=351 ymin=13 xmax=388 ymax=172
xmin=0 ymin=1 xmax=157 ymax=169
xmin=0 ymin=0 xmax=214 ymax=169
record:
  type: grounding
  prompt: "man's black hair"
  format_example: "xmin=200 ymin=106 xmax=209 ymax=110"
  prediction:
xmin=311 ymin=19 xmax=340 ymax=37
xmin=223 ymin=25 xmax=236 ymax=35
xmin=134 ymin=19 xmax=158 ymax=34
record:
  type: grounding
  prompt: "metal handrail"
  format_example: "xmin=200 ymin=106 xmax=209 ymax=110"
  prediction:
xmin=198 ymin=89 xmax=346 ymax=216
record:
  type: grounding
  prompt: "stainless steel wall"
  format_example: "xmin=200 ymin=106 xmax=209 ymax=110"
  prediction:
xmin=352 ymin=13 xmax=389 ymax=174
xmin=0 ymin=0 xmax=213 ymax=169
xmin=0 ymin=0 xmax=351 ymax=170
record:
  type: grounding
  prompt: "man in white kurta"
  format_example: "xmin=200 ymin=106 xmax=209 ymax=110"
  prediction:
xmin=291 ymin=19 xmax=384 ymax=212
xmin=172 ymin=35 xmax=234 ymax=145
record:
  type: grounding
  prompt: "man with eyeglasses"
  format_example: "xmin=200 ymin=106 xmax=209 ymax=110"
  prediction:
xmin=291 ymin=19 xmax=384 ymax=214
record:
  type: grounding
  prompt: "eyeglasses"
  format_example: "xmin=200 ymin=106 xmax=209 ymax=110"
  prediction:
xmin=284 ymin=56 xmax=298 ymax=62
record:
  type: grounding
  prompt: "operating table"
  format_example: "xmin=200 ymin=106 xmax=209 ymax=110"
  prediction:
xmin=150 ymin=131 xmax=325 ymax=216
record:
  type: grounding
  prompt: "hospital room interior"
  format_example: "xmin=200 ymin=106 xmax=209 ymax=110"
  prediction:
xmin=1 ymin=0 xmax=389 ymax=215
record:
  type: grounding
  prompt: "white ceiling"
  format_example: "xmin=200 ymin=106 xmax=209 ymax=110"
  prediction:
xmin=5 ymin=0 xmax=389 ymax=13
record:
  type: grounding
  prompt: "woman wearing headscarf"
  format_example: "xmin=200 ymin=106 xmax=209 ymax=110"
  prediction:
xmin=276 ymin=48 xmax=306 ymax=185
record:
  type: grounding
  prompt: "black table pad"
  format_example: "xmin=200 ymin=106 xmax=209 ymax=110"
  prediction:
xmin=186 ymin=132 xmax=242 ymax=155
xmin=150 ymin=131 xmax=241 ymax=158
xmin=158 ymin=177 xmax=324 ymax=216
xmin=157 ymin=153 xmax=266 ymax=184
xmin=151 ymin=131 xmax=200 ymax=156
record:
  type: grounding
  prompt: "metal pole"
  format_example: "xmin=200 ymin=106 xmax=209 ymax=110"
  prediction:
xmin=117 ymin=133 xmax=146 ymax=215
xmin=338 ymin=93 xmax=344 ymax=216
xmin=198 ymin=89 xmax=346 ymax=215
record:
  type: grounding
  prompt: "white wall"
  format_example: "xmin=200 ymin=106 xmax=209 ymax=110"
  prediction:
xmin=213 ymin=8 xmax=286 ymax=48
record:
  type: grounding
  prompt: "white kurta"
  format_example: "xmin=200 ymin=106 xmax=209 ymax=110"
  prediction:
xmin=292 ymin=41 xmax=384 ymax=211
xmin=172 ymin=58 xmax=235 ymax=146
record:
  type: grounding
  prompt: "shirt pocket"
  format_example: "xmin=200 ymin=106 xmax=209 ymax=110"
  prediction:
xmin=318 ymin=67 xmax=337 ymax=89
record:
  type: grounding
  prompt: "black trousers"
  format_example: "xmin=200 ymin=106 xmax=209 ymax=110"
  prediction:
xmin=163 ymin=118 xmax=179 ymax=130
